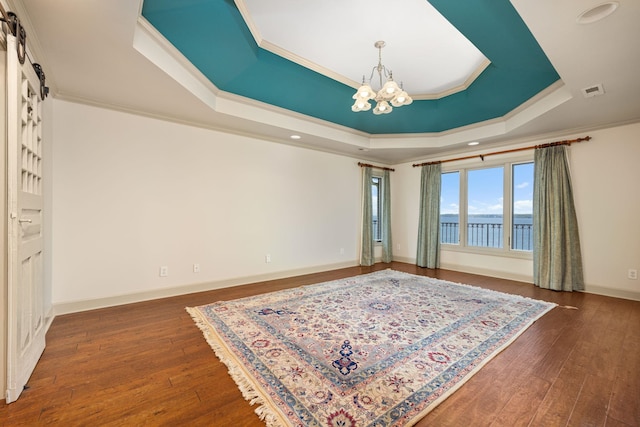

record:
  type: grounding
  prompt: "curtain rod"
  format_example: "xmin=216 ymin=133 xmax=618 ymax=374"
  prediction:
xmin=358 ymin=162 xmax=395 ymax=172
xmin=412 ymin=136 xmax=591 ymax=167
xmin=0 ymin=3 xmax=9 ymax=24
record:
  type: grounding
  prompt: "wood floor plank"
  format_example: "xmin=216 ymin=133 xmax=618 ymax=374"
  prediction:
xmin=0 ymin=262 xmax=637 ymax=426
xmin=605 ymin=417 xmax=637 ymax=427
xmin=568 ymin=372 xmax=614 ymax=426
xmin=529 ymin=363 xmax=587 ymax=427
xmin=528 ymin=323 xmax=582 ymax=382
xmin=490 ymin=375 xmax=551 ymax=426
xmin=607 ymin=338 xmax=640 ymax=426
xmin=566 ymin=331 xmax=623 ymax=382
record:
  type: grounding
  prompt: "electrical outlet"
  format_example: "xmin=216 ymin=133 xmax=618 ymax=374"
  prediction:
xmin=629 ymin=269 xmax=638 ymax=280
xmin=193 ymin=263 xmax=200 ymax=273
xmin=340 ymin=248 xmax=345 ymax=255
xmin=159 ymin=266 xmax=168 ymax=277
xmin=265 ymin=254 xmax=271 ymax=263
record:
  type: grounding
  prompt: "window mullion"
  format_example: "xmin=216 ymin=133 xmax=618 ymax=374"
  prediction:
xmin=460 ymin=169 xmax=467 ymax=248
xmin=504 ymin=163 xmax=512 ymax=252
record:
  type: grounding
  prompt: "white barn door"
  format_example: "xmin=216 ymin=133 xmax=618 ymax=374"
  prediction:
xmin=5 ymin=34 xmax=46 ymax=403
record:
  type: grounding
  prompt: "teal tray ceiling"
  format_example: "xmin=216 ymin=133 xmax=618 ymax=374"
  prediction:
xmin=142 ymin=0 xmax=560 ymax=135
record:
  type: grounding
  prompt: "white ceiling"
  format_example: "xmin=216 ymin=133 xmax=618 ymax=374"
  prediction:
xmin=12 ymin=0 xmax=640 ymax=164
xmin=236 ymin=0 xmax=488 ymax=97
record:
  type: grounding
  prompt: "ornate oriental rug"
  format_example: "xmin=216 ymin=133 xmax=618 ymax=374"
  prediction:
xmin=187 ymin=270 xmax=555 ymax=426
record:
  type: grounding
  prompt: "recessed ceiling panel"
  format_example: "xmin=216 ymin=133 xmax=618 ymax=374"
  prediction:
xmin=141 ymin=0 xmax=561 ymax=135
xmin=236 ymin=0 xmax=488 ymax=98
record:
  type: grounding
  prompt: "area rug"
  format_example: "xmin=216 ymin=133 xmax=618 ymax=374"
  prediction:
xmin=187 ymin=270 xmax=555 ymax=426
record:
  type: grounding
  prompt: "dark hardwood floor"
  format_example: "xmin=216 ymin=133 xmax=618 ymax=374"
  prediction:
xmin=1 ymin=262 xmax=638 ymax=426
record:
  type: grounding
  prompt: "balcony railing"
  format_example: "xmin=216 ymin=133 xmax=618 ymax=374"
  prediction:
xmin=441 ymin=222 xmax=533 ymax=251
xmin=372 ymin=218 xmax=381 ymax=242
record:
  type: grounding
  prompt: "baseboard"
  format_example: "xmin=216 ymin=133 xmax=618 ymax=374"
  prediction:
xmin=583 ymin=285 xmax=640 ymax=302
xmin=393 ymin=256 xmax=415 ymax=264
xmin=53 ymin=261 xmax=358 ymax=315
xmin=51 ymin=259 xmax=640 ymax=315
xmin=393 ymin=256 xmax=534 ymax=284
xmin=396 ymin=256 xmax=640 ymax=301
xmin=44 ymin=306 xmax=55 ymax=333
xmin=439 ymin=262 xmax=534 ymax=284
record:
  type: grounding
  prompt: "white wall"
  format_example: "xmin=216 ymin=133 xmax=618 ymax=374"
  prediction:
xmin=50 ymin=99 xmax=640 ymax=311
xmin=51 ymin=100 xmax=362 ymax=312
xmin=392 ymin=122 xmax=640 ymax=300
xmin=569 ymin=123 xmax=640 ymax=300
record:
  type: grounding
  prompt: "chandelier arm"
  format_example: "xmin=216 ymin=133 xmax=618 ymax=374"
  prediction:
xmin=367 ymin=66 xmax=377 ymax=85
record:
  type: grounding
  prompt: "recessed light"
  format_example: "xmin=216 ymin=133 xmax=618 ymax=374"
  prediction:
xmin=358 ymin=148 xmax=369 ymax=152
xmin=468 ymin=141 xmax=480 ymax=146
xmin=577 ymin=2 xmax=619 ymax=24
xmin=290 ymin=135 xmax=301 ymax=140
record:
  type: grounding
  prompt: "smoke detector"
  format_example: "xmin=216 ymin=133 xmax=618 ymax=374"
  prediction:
xmin=581 ymin=83 xmax=605 ymax=98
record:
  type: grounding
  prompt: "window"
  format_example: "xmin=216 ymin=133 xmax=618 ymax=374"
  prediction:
xmin=440 ymin=172 xmax=460 ymax=244
xmin=371 ymin=176 xmax=382 ymax=242
xmin=440 ymin=159 xmax=534 ymax=254
xmin=467 ymin=166 xmax=504 ymax=248
xmin=511 ymin=162 xmax=534 ymax=251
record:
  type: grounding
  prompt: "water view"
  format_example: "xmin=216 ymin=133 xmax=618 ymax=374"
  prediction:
xmin=440 ymin=214 xmax=533 ymax=250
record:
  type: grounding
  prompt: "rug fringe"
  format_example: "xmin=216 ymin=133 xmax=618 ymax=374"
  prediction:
xmin=560 ymin=305 xmax=579 ymax=309
xmin=186 ymin=307 xmax=285 ymax=427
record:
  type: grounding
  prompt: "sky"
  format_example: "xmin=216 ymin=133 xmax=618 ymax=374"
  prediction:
xmin=441 ymin=162 xmax=533 ymax=216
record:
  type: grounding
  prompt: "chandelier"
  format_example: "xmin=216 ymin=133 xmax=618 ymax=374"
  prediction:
xmin=351 ymin=41 xmax=413 ymax=115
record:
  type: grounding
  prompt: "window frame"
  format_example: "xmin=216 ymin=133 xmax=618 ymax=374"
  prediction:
xmin=440 ymin=154 xmax=533 ymax=260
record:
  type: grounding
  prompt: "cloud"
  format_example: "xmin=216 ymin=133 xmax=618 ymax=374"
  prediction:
xmin=468 ymin=199 xmax=503 ymax=215
xmin=514 ymin=199 xmax=532 ymax=214
xmin=516 ymin=181 xmax=529 ymax=189
xmin=441 ymin=203 xmax=459 ymax=215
